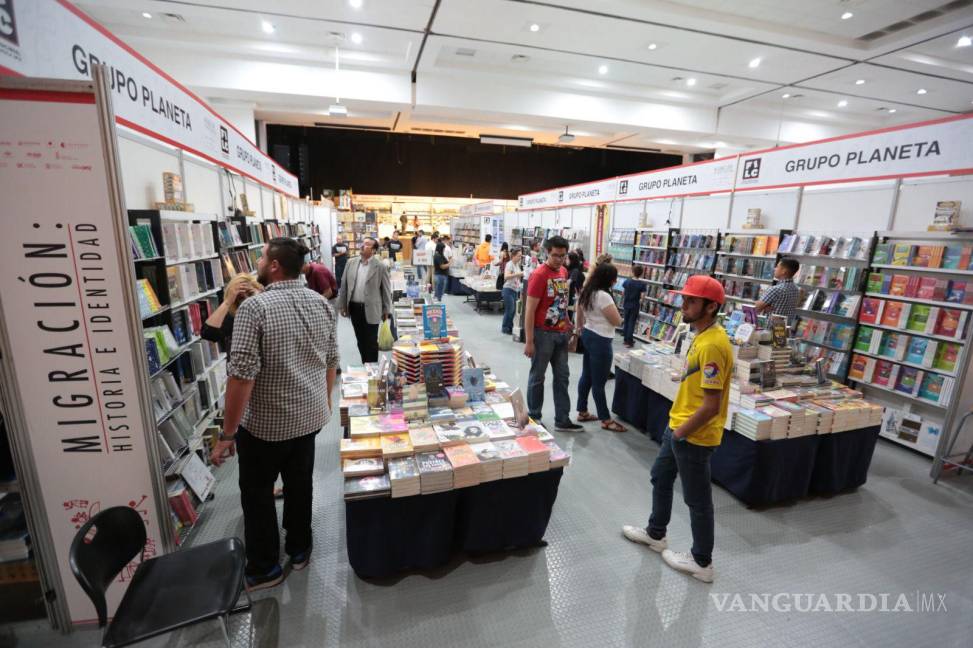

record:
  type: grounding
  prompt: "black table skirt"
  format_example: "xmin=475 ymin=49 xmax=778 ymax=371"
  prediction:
xmin=611 ymin=368 xmax=650 ymax=433
xmin=345 ymin=469 xmax=563 ymax=579
xmin=809 ymin=426 xmax=880 ymax=495
xmin=446 ymin=276 xmax=470 ymax=296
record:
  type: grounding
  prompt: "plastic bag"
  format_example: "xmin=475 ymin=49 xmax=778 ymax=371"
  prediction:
xmin=377 ymin=319 xmax=395 ymax=351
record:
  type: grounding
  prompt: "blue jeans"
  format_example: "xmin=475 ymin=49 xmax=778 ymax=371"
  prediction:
xmin=577 ymin=328 xmax=613 ymax=420
xmin=622 ymin=305 xmax=639 ymax=344
xmin=648 ymin=428 xmax=715 ymax=567
xmin=527 ymin=328 xmax=570 ymax=424
xmin=434 ymin=273 xmax=448 ymax=301
xmin=501 ymin=287 xmax=518 ymax=334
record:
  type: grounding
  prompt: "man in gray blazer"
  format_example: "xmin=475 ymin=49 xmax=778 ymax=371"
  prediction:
xmin=336 ymin=237 xmax=392 ymax=363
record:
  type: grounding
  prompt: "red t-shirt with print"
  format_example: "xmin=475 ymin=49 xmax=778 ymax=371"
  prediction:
xmin=527 ymin=263 xmax=571 ymax=332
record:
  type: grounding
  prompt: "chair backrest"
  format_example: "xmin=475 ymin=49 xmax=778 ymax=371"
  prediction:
xmin=68 ymin=506 xmax=146 ymax=627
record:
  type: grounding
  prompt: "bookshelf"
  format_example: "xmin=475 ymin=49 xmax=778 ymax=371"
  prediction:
xmin=849 ymin=231 xmax=973 ymax=457
xmin=452 ymin=214 xmax=482 ymax=249
xmin=714 ymin=229 xmax=786 ymax=316
xmin=127 ymin=210 xmax=229 ymax=542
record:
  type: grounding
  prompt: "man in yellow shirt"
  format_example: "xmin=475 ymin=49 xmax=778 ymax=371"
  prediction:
xmin=622 ymin=275 xmax=732 ymax=583
xmin=475 ymin=234 xmax=495 ymax=268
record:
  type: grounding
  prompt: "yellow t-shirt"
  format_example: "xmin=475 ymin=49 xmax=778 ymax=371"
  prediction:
xmin=668 ymin=324 xmax=733 ymax=447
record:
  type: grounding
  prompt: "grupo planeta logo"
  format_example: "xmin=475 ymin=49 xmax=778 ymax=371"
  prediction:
xmin=557 ymin=190 xmax=563 ymax=202
xmin=0 ymin=0 xmax=19 ymax=47
xmin=618 ymin=179 xmax=629 ymax=196
xmin=742 ymin=158 xmax=762 ymax=181
xmin=219 ymin=125 xmax=230 ymax=156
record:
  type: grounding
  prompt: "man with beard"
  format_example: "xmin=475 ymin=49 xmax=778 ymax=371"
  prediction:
xmin=622 ymin=275 xmax=732 ymax=584
xmin=211 ymin=238 xmax=338 ymax=590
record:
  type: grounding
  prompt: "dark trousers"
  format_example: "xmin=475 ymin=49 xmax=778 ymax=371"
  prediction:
xmin=335 ymin=260 xmax=346 ymax=286
xmin=527 ymin=328 xmax=570 ymax=425
xmin=349 ymin=302 xmax=379 ymax=363
xmin=236 ymin=426 xmax=317 ymax=575
xmin=647 ymin=428 xmax=715 ymax=567
xmin=577 ymin=328 xmax=613 ymax=420
xmin=622 ymin=305 xmax=639 ymax=344
xmin=501 ymin=287 xmax=518 ymax=334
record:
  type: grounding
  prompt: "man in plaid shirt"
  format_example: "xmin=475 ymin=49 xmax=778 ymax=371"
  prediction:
xmin=755 ymin=258 xmax=800 ymax=323
xmin=211 ymin=237 xmax=339 ymax=591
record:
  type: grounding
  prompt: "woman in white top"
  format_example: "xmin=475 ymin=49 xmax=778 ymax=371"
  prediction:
xmin=574 ymin=262 xmax=625 ymax=431
xmin=501 ymin=248 xmax=524 ymax=335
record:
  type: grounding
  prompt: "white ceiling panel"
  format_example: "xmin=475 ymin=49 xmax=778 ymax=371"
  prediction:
xmin=870 ymin=26 xmax=973 ymax=82
xmin=799 ymin=62 xmax=973 ymax=112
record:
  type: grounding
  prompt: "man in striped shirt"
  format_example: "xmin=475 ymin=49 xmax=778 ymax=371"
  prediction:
xmin=755 ymin=258 xmax=800 ymax=322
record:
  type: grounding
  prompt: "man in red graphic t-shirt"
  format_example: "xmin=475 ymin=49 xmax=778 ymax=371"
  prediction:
xmin=524 ymin=235 xmax=582 ymax=431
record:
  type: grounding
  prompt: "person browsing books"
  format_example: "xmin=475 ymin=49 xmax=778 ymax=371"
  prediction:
xmin=336 ymin=237 xmax=393 ymax=363
xmin=755 ymin=258 xmax=800 ymax=322
xmin=623 ymin=275 xmax=733 ymax=584
xmin=303 ymin=261 xmax=337 ymax=299
xmin=433 ymin=241 xmax=450 ymax=302
xmin=211 ymin=238 xmax=339 ymax=592
xmin=621 ymin=266 xmax=648 ymax=347
xmin=523 ymin=235 xmax=582 ymax=432
xmin=574 ymin=262 xmax=625 ymax=432
xmin=201 ymin=273 xmax=262 ymax=356
xmin=501 ymin=248 xmax=524 ymax=335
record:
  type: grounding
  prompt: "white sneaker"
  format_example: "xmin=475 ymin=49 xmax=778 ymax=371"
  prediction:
xmin=661 ymin=549 xmax=714 ymax=583
xmin=621 ymin=525 xmax=668 ymax=552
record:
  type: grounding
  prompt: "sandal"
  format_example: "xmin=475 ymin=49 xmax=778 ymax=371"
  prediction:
xmin=602 ymin=420 xmax=626 ymax=433
xmin=577 ymin=411 xmax=599 ymax=422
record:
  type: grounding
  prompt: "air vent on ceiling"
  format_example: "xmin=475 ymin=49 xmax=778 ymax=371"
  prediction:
xmin=161 ymin=13 xmax=185 ymax=23
xmin=455 ymin=48 xmax=476 ymax=57
xmin=511 ymin=54 xmax=530 ymax=63
xmin=313 ymin=123 xmax=392 ymax=132
xmin=709 ymin=82 xmax=728 ymax=90
xmin=410 ymin=127 xmax=467 ymax=135
xmin=858 ymin=0 xmax=972 ymax=42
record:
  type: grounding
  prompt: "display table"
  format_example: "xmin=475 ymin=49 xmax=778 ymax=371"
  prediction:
xmin=611 ymin=368 xmax=880 ymax=506
xmin=345 ymin=469 xmax=563 ymax=579
xmin=460 ymin=279 xmax=503 ymax=312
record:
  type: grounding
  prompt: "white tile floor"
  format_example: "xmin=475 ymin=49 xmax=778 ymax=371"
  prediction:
xmin=7 ymin=292 xmax=973 ymax=647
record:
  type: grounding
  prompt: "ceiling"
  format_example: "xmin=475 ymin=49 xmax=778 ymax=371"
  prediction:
xmin=76 ymin=0 xmax=973 ymax=157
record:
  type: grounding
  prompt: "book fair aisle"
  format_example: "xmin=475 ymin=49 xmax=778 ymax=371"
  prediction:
xmin=4 ymin=3 xmax=973 ymax=647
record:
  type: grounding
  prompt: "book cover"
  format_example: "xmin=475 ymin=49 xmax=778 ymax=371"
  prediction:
xmin=866 ymin=273 xmax=885 ymax=294
xmin=872 ymin=360 xmax=895 ymax=387
xmin=877 ymin=332 xmax=906 ymax=360
xmin=894 ymin=366 xmax=920 ymax=395
xmin=942 ymin=245 xmax=963 ymax=269
xmin=854 ymin=327 xmax=876 ymax=353
xmin=462 ymin=366 xmax=486 ymax=402
xmin=891 ymin=243 xmax=914 ymax=266
xmin=879 ymin=301 xmax=908 ymax=328
xmin=422 ymin=304 xmax=448 ymax=339
xmin=904 ymin=305 xmax=931 ymax=333
xmin=416 ymin=451 xmax=453 ymax=474
xmin=847 ymin=354 xmax=868 ymax=382
xmin=933 ymin=308 xmax=965 ymax=338
xmin=888 ymin=274 xmax=909 ymax=296
xmin=859 ymin=298 xmax=884 ymax=324
xmin=933 ymin=343 xmax=959 ymax=372
xmin=945 ymin=280 xmax=968 ymax=304
xmin=423 ymin=362 xmax=445 ymax=397
xmin=443 ymin=444 xmax=480 ymax=469
xmin=904 ymin=337 xmax=929 ymax=365
xmin=872 ymin=242 xmax=891 ymax=264
xmin=388 ymin=456 xmax=420 ymax=481
xmin=344 ymin=474 xmax=391 ymax=499
xmin=342 ymin=457 xmax=385 ymax=477
xmin=917 ymin=373 xmax=947 ymax=404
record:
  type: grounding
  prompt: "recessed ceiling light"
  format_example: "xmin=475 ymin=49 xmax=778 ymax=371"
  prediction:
xmin=917 ymin=88 xmax=927 ymax=95
xmin=142 ymin=12 xmax=152 ymax=19
xmin=686 ymin=77 xmax=697 ymax=86
xmin=888 ymin=108 xmax=897 ymax=113
xmin=598 ymin=65 xmax=608 ymax=75
xmin=748 ymin=57 xmax=761 ymax=69
xmin=782 ymin=93 xmax=791 ymax=99
xmin=648 ymin=43 xmax=658 ymax=50
xmin=855 ymin=79 xmax=865 ymax=85
xmin=351 ymin=32 xmax=363 ymax=44
xmin=349 ymin=0 xmax=363 ymax=8
xmin=837 ymin=100 xmax=848 ymax=107
xmin=841 ymin=12 xmax=854 ymax=20
xmin=529 ymin=23 xmax=540 ymax=32
xmin=262 ymin=20 xmax=275 ymax=34
xmin=958 ymin=35 xmax=972 ymax=47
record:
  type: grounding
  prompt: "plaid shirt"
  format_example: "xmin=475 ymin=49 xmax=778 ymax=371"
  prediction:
xmin=229 ymin=279 xmax=339 ymax=441
xmin=759 ymin=278 xmax=800 ymax=320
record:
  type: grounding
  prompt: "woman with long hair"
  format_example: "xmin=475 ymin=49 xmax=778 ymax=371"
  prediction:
xmin=201 ymin=273 xmax=263 ymax=356
xmin=574 ymin=262 xmax=626 ymax=432
xmin=501 ymin=248 xmax=524 ymax=335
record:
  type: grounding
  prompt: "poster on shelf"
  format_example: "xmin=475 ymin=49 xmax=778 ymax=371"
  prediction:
xmin=735 ymin=114 xmax=973 ymax=191
xmin=0 ymin=0 xmax=299 ymax=197
xmin=0 ymin=85 xmax=165 ymax=623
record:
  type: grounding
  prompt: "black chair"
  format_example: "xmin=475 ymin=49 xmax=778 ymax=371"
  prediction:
xmin=69 ymin=506 xmax=249 ymax=647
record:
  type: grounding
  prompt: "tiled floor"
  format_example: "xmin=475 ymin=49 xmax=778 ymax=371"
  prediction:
xmin=6 ymin=293 xmax=973 ymax=647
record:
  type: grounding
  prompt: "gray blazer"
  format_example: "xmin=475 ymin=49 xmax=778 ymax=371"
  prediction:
xmin=336 ymin=256 xmax=392 ymax=325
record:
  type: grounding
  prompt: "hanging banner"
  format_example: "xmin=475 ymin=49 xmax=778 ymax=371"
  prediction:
xmin=0 ymin=86 xmax=164 ymax=623
xmin=735 ymin=114 xmax=973 ymax=191
xmin=615 ymin=156 xmax=737 ymax=201
xmin=0 ymin=0 xmax=299 ymax=197
xmin=518 ymin=178 xmax=617 ymax=210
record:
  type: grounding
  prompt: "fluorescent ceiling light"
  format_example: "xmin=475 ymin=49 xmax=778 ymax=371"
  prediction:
xmin=480 ymin=135 xmax=533 ymax=147
xmin=837 ymin=100 xmax=847 ymax=107
xmin=855 ymin=79 xmax=865 ymax=85
xmin=598 ymin=65 xmax=608 ymax=75
xmin=349 ymin=0 xmax=363 ymax=8
xmin=917 ymin=88 xmax=927 ymax=95
xmin=888 ymin=108 xmax=897 ymax=113
xmin=841 ymin=12 xmax=853 ymax=20
xmin=686 ymin=77 xmax=697 ymax=86
xmin=262 ymin=20 xmax=275 ymax=34
xmin=958 ymin=36 xmax=972 ymax=47
xmin=648 ymin=43 xmax=658 ymax=50
xmin=351 ymin=32 xmax=363 ymax=44
xmin=142 ymin=12 xmax=152 ymax=19
xmin=328 ymin=103 xmax=348 ymax=116
xmin=748 ymin=57 xmax=761 ymax=69
xmin=781 ymin=93 xmax=791 ymax=98
xmin=530 ymin=23 xmax=540 ymax=32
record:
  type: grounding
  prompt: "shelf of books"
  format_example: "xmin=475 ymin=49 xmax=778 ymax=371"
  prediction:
xmin=608 ymin=228 xmax=637 ymax=274
xmin=337 ymin=210 xmax=378 ymax=256
xmin=780 ymin=231 xmax=874 ymax=382
xmin=849 ymin=232 xmax=973 ymax=456
xmin=128 ymin=210 xmax=229 ymax=542
xmin=715 ymin=230 xmax=785 ymax=316
xmin=452 ymin=215 xmax=481 ymax=249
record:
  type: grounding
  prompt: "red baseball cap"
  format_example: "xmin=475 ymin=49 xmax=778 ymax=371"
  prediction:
xmin=674 ymin=275 xmax=725 ymax=305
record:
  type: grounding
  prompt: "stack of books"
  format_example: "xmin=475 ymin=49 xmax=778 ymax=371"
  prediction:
xmin=494 ymin=440 xmax=529 ymax=479
xmin=388 ymin=456 xmax=421 ymax=498
xmin=434 ymin=420 xmax=490 ymax=446
xmin=758 ymin=405 xmax=791 ymax=439
xmin=471 ymin=442 xmax=504 ymax=481
xmin=444 ymin=444 xmax=482 ymax=488
xmin=381 ymin=433 xmax=414 ymax=460
xmin=733 ymin=408 xmax=773 ymax=440
xmin=416 ymin=451 xmax=454 ymax=494
xmin=482 ymin=419 xmax=516 ymax=441
xmin=350 ymin=413 xmax=409 ymax=438
xmin=408 ymin=426 xmax=440 ymax=452
xmin=420 ymin=341 xmax=464 ymax=386
xmin=543 ymin=441 xmax=571 ymax=468
xmin=392 ymin=342 xmax=423 ymax=384
xmin=516 ymin=436 xmax=551 ymax=473
xmin=342 ymin=457 xmax=385 ymax=477
xmin=339 ymin=437 xmax=382 ymax=459
xmin=402 ymin=383 xmax=428 ymax=421
xmin=344 ymin=474 xmax=391 ymax=501
xmin=804 ymin=403 xmax=835 ymax=433
xmin=445 ymin=386 xmax=468 ymax=408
